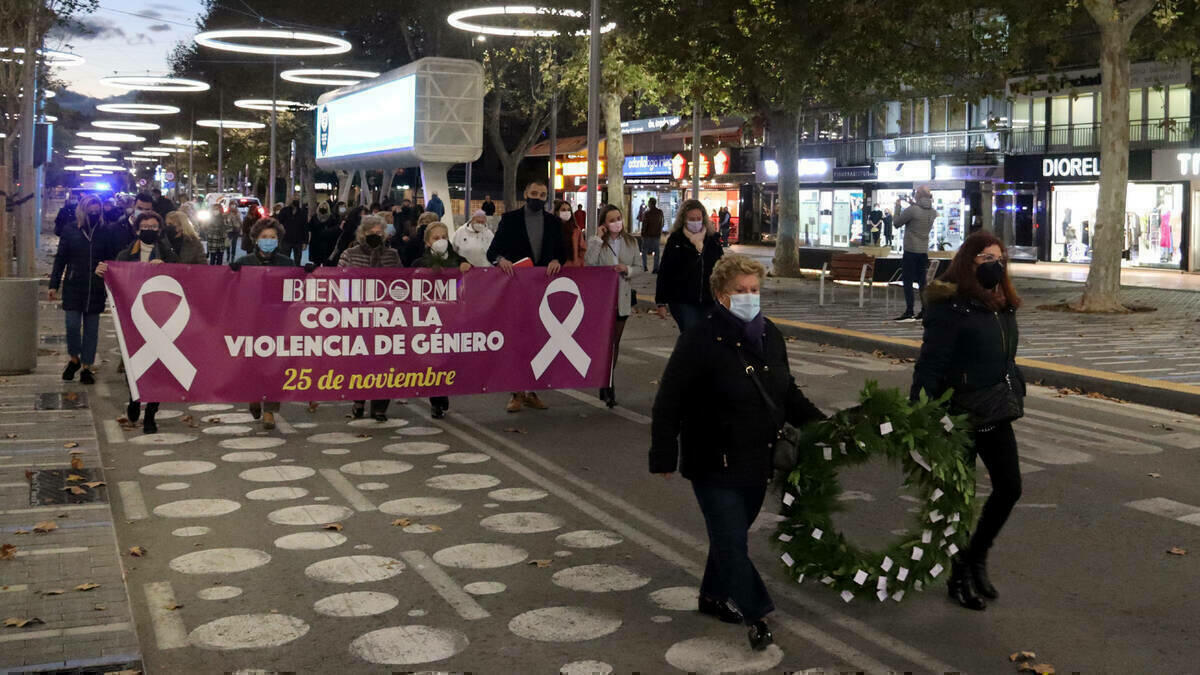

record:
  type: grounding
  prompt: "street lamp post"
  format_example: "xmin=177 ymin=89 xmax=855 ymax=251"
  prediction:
xmin=217 ymin=91 xmax=224 ymax=193
xmin=269 ymin=57 xmax=278 ymax=207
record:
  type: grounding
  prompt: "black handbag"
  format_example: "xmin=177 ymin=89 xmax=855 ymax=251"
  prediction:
xmin=738 ymin=352 xmax=803 ymax=472
xmin=952 ymin=362 xmax=1024 ymax=429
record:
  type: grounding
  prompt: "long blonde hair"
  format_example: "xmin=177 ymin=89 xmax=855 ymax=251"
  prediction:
xmin=670 ymin=199 xmax=713 ymax=234
xmin=165 ymin=210 xmax=200 ymax=241
xmin=74 ymin=195 xmax=102 ymax=226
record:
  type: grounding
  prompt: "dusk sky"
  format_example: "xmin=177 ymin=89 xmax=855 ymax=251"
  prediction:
xmin=47 ymin=0 xmax=207 ymax=99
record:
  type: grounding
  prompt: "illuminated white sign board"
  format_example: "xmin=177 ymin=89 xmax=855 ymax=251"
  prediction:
xmin=317 ymin=75 xmax=415 ymax=162
xmin=877 ymin=160 xmax=932 ymax=181
xmin=758 ymin=158 xmax=833 ymax=182
xmin=1042 ymin=156 xmax=1100 ymax=178
xmin=1151 ymin=148 xmax=1200 ymax=180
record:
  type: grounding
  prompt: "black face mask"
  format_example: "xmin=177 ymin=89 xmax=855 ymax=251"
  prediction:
xmin=976 ymin=260 xmax=1005 ymax=290
xmin=138 ymin=229 xmax=159 ymax=245
xmin=525 ymin=197 xmax=545 ymax=212
xmin=365 ymin=234 xmax=383 ymax=248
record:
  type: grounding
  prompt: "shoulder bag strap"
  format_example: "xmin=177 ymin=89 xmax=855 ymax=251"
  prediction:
xmin=737 ymin=349 xmax=785 ymax=428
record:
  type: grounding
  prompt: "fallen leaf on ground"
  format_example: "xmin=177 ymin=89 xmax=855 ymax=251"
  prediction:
xmin=67 ymin=474 xmax=86 ymax=482
xmin=164 ymin=603 xmax=183 ymax=610
xmin=1017 ymin=664 xmax=1055 ymax=675
xmin=3 ymin=617 xmax=44 ymax=628
xmin=13 ymin=530 xmax=28 ymax=535
xmin=63 ymin=486 xmax=86 ymax=495
xmin=180 ymin=415 xmax=197 ymax=428
xmin=0 ymin=544 xmax=16 ymax=560
xmin=84 ymin=481 xmax=105 ymax=489
xmin=503 ymin=427 xmax=527 ymax=434
xmin=1086 ymin=392 xmax=1123 ymax=403
xmin=4 ymin=433 xmax=16 ymax=439
xmin=356 ymin=433 xmax=371 ymax=439
xmin=63 ymin=441 xmax=79 ymax=448
xmin=528 ymin=559 xmax=553 ymax=568
xmin=1148 ymin=473 xmax=1161 ymax=478
xmin=307 ymin=402 xmax=319 ymax=413
xmin=63 ymin=392 xmax=78 ymax=401
xmin=323 ymin=523 xmax=343 ymax=532
xmin=74 ymin=582 xmax=100 ymax=591
xmin=41 ymin=589 xmax=65 ymax=596
xmin=70 ymin=456 xmax=84 ymax=470
xmin=1167 ymin=547 xmax=1187 ymax=556
xmin=391 ymin=518 xmax=411 ymax=527
xmin=32 ymin=521 xmax=58 ymax=534
xmin=129 ymin=546 xmax=147 ymax=557
xmin=1010 ymin=651 xmax=1037 ymax=662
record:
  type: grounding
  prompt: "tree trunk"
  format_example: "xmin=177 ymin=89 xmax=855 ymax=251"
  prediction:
xmin=602 ymin=92 xmax=626 ymax=218
xmin=769 ymin=109 xmax=801 ymax=276
xmin=485 ymin=89 xmax=549 ymax=211
xmin=501 ymin=161 xmax=519 ymax=210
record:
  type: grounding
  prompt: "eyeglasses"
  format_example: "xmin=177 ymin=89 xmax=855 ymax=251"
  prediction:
xmin=975 ymin=253 xmax=1007 ymax=264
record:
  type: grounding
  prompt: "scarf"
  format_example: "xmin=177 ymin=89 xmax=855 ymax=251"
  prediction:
xmin=718 ymin=303 xmax=765 ymax=354
xmin=684 ymin=227 xmax=706 ymax=251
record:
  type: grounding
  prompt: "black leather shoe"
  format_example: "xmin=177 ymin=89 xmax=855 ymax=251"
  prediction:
xmin=351 ymin=403 xmax=365 ymax=419
xmin=126 ymin=400 xmax=141 ymax=424
xmin=948 ymin=555 xmax=987 ymax=611
xmin=62 ymin=361 xmax=81 ymax=381
xmin=248 ymin=403 xmax=262 ymax=420
xmin=698 ymin=596 xmax=743 ymax=624
xmin=431 ymin=405 xmax=446 ymax=419
xmin=143 ymin=418 xmax=158 ymax=435
xmin=968 ymin=555 xmax=999 ymax=600
xmin=747 ymin=620 xmax=773 ymax=651
xmin=372 ymin=412 xmax=388 ymax=422
xmin=79 ymin=368 xmax=95 ymax=385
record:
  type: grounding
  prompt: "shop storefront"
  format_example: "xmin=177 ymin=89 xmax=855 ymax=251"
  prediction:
xmin=1004 ymin=151 xmax=1187 ymax=270
xmin=672 ymin=149 xmax=745 ymax=242
xmin=1150 ymin=149 xmax=1200 ymax=272
xmin=625 ymin=155 xmax=678 ymax=233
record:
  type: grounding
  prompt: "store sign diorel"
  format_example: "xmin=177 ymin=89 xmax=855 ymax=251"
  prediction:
xmin=1042 ymin=156 xmax=1100 ymax=178
xmin=877 ymin=160 xmax=932 ymax=181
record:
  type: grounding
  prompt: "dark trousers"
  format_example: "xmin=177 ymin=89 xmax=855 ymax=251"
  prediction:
xmin=901 ymin=251 xmax=930 ymax=314
xmin=641 ymin=237 xmax=661 ymax=272
xmin=429 ymin=396 xmax=449 ymax=411
xmin=692 ymin=481 xmax=774 ymax=623
xmin=668 ymin=303 xmax=709 ymax=335
xmin=64 ymin=310 xmax=100 ymax=365
xmin=208 ymin=250 xmax=224 ymax=265
xmin=288 ymin=243 xmax=304 ymax=266
xmin=967 ymin=422 xmax=1022 ymax=558
xmin=355 ymin=399 xmax=390 ymax=416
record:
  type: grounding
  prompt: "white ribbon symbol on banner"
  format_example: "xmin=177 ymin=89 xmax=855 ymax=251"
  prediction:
xmin=530 ymin=277 xmax=591 ymax=379
xmin=126 ymin=275 xmax=197 ymax=390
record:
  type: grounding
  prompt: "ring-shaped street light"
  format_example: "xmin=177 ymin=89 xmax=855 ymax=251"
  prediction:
xmin=279 ymin=68 xmax=379 ymax=86
xmin=77 ymin=131 xmax=146 ymax=142
xmin=447 ymin=6 xmax=616 ymax=38
xmin=143 ymin=146 xmax=186 ymax=153
xmin=160 ymin=138 xmax=208 ymax=147
xmin=0 ymin=47 xmax=85 ymax=67
xmin=196 ymin=119 xmax=266 ymax=129
xmin=98 ymin=75 xmax=210 ymax=92
xmin=71 ymin=145 xmax=121 ymax=152
xmin=64 ymin=166 xmax=90 ymax=171
xmin=84 ymin=165 xmax=117 ymax=172
xmin=234 ymin=98 xmax=312 ymax=112
xmin=133 ymin=151 xmax=171 ymax=157
xmin=71 ymin=156 xmax=117 ymax=163
xmin=194 ymin=29 xmax=351 ymax=56
xmin=96 ymin=103 xmax=180 ymax=116
xmin=92 ymin=120 xmax=160 ymax=131
xmin=125 ymin=156 xmax=156 ymax=162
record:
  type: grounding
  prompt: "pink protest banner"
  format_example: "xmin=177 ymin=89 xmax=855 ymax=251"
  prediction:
xmin=103 ymin=263 xmax=620 ymax=403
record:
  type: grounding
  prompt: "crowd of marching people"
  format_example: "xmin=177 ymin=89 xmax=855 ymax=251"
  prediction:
xmin=49 ymin=179 xmax=1025 ymax=652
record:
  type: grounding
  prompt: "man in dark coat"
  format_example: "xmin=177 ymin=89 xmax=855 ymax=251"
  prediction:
xmin=151 ymin=188 xmax=175 ymax=220
xmin=280 ymin=200 xmax=309 ymax=265
xmin=481 ymin=195 xmax=496 ymax=216
xmin=640 ymin=197 xmax=665 ymax=273
xmin=485 ymin=177 xmax=566 ymax=414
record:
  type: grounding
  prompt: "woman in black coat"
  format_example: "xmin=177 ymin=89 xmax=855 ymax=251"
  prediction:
xmin=48 ymin=195 xmax=118 ymax=384
xmin=651 ymin=254 xmax=824 ymax=652
xmin=910 ymin=231 xmax=1025 ymax=612
xmin=654 ymin=199 xmax=724 ymax=334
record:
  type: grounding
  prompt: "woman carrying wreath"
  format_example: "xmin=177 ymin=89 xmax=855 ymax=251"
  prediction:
xmin=910 ymin=231 xmax=1025 ymax=611
xmin=650 ymin=254 xmax=825 ymax=652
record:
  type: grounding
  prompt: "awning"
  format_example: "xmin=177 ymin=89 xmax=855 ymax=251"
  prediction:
xmin=527 ymin=136 xmax=633 ymax=157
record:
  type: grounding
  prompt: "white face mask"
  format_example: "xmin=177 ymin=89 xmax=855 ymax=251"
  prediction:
xmin=431 ymin=239 xmax=449 ymax=255
xmin=471 ymin=220 xmax=487 ymax=232
xmin=686 ymin=219 xmax=705 ymax=233
xmin=607 ymin=220 xmax=623 ymax=234
xmin=559 ymin=211 xmax=572 ymax=222
xmin=728 ymin=292 xmax=761 ymax=322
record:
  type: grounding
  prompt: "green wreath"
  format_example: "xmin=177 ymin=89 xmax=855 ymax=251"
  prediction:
xmin=774 ymin=381 xmax=976 ymax=603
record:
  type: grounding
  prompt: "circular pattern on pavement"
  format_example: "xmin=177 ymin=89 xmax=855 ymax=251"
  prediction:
xmin=652 ymin=615 xmax=672 ymax=623
xmin=202 ymin=412 xmax=255 ymax=424
xmin=347 ymin=418 xmax=409 ymax=428
xmin=305 ymin=555 xmax=405 ymax=584
xmin=314 ymin=591 xmax=399 ymax=617
xmin=425 ymin=474 xmax=501 ymax=491
xmin=379 ymin=497 xmax=461 ymax=517
xmin=154 ymin=409 xmax=183 ymax=420
xmin=268 ymin=504 xmax=353 ymax=526
xmin=154 ymin=499 xmax=242 ymax=518
xmin=551 ymin=564 xmax=650 ymax=593
xmin=155 ymin=482 xmax=189 ymax=491
xmin=247 ymin=487 xmax=308 ymax=501
xmin=291 ymin=422 xmax=318 ymax=429
xmin=308 ymin=432 xmax=371 ymax=444
xmin=383 ymin=442 xmax=448 ymax=456
xmin=190 ymin=404 xmax=234 ymax=412
xmin=349 ymin=626 xmax=469 ymax=665
xmin=508 ymin=606 xmax=622 ymax=642
xmin=437 ymin=452 xmax=490 ymax=464
xmin=402 ymin=524 xmax=440 ymax=534
xmin=395 ymin=426 xmax=443 ymax=436
xmin=561 ymin=660 xmax=614 ymax=675
xmin=202 ymin=425 xmax=254 ymax=436
xmin=130 ymin=433 xmax=197 ymax=445
xmin=357 ymin=482 xmax=388 ymax=491
xmin=322 ymin=448 xmax=351 ymax=455
xmin=274 ymin=531 xmax=347 ymax=550
xmin=239 ymin=466 xmax=315 ymax=482
xmin=649 ymin=586 xmax=700 ymax=611
xmin=140 ymin=460 xmax=216 ymax=476
xmin=339 ymin=460 xmax=413 ymax=476
xmin=489 ymin=487 xmax=548 ymax=502
xmin=433 ymin=543 xmax=528 ymax=569
xmin=197 ymin=586 xmax=242 ymax=600
xmin=220 ymin=437 xmax=286 ymax=450
xmin=480 ymin=512 xmax=564 ymax=534
xmin=169 ymin=548 xmax=271 ymax=574
xmin=172 ymin=526 xmax=210 ymax=537
xmin=464 ymin=581 xmax=507 ymax=596
xmin=664 ymin=637 xmax=784 ymax=674
xmin=221 ymin=451 xmax=277 ymax=463
xmin=189 ymin=614 xmax=309 ymax=650
xmin=142 ymin=449 xmax=174 ymax=456
xmin=555 ymin=530 xmax=624 ymax=549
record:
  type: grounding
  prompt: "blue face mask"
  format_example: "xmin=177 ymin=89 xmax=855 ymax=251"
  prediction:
xmin=728 ymin=292 xmax=761 ymax=322
xmin=385 ymin=224 xmax=396 ymax=238
xmin=257 ymin=238 xmax=279 ymax=254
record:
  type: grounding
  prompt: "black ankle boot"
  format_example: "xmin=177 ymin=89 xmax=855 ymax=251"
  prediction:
xmin=143 ymin=411 xmax=158 ymax=435
xmin=698 ymin=596 xmax=743 ymax=624
xmin=62 ymin=360 xmax=81 ymax=381
xmin=948 ymin=555 xmax=987 ymax=611
xmin=126 ymin=400 xmax=141 ymax=423
xmin=747 ymin=619 xmax=773 ymax=651
xmin=967 ymin=552 xmax=998 ymax=600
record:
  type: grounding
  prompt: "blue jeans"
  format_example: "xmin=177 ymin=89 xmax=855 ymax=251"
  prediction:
xmin=692 ymin=481 xmax=774 ymax=623
xmin=65 ymin=310 xmax=100 ymax=365
xmin=668 ymin=303 xmax=709 ymax=335
xmin=901 ymin=251 xmax=930 ymax=314
xmin=641 ymin=237 xmax=661 ymax=272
